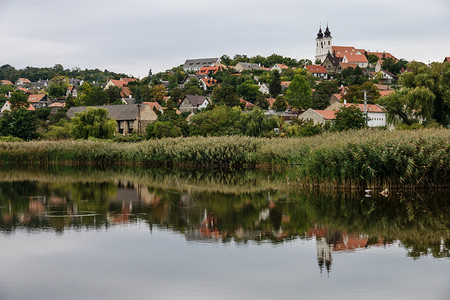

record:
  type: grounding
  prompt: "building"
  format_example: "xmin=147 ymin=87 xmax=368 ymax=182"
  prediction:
xmin=199 ymin=78 xmax=219 ymax=90
xmin=298 ymin=109 xmax=337 ymax=125
xmin=315 ymin=26 xmax=333 ymax=63
xmin=66 ymin=104 xmax=158 ymax=135
xmin=326 ymin=102 xmax=387 ymax=127
xmin=15 ymin=78 xmax=31 ymax=86
xmin=321 ymin=54 xmax=342 ymax=73
xmin=179 ymin=95 xmax=210 ymax=113
xmin=234 ymin=62 xmax=262 ymax=72
xmin=28 ymin=94 xmax=50 ymax=109
xmin=305 ymin=65 xmax=328 ymax=79
xmin=270 ymin=63 xmax=289 ymax=73
xmin=183 ymin=58 xmax=220 ymax=72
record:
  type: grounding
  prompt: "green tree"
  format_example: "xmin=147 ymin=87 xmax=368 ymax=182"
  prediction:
xmin=69 ymin=108 xmax=116 ymax=139
xmin=312 ymin=80 xmax=339 ymax=109
xmin=83 ymin=86 xmax=109 ymax=106
xmin=147 ymin=121 xmax=182 ymax=139
xmin=343 ymin=81 xmax=380 ymax=103
xmin=332 ymin=105 xmax=366 ymax=131
xmin=189 ymin=105 xmax=242 ymax=136
xmin=236 ymin=80 xmax=262 ymax=103
xmin=273 ymin=95 xmax=287 ymax=111
xmin=0 ymin=108 xmax=38 ymax=140
xmin=48 ymin=76 xmax=69 ymax=98
xmin=8 ymin=91 xmax=29 ymax=110
xmin=105 ymin=86 xmax=122 ymax=104
xmin=240 ymin=108 xmax=280 ymax=137
xmin=211 ymin=86 xmax=240 ymax=107
xmin=285 ymin=74 xmax=312 ymax=109
xmin=269 ymin=70 xmax=282 ymax=97
xmin=151 ymin=84 xmax=167 ymax=103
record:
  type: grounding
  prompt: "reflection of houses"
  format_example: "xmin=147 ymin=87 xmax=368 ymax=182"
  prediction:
xmin=308 ymin=226 xmax=389 ymax=274
xmin=66 ymin=104 xmax=158 ymax=135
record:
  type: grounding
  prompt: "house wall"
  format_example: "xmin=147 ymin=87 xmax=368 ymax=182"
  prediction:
xmin=367 ymin=112 xmax=386 ymax=127
xmin=298 ymin=109 xmax=327 ymax=125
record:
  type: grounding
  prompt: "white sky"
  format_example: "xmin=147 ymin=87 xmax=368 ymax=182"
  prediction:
xmin=0 ymin=0 xmax=449 ymax=77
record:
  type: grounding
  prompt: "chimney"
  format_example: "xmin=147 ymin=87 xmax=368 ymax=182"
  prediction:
xmin=344 ymin=99 xmax=347 ymax=105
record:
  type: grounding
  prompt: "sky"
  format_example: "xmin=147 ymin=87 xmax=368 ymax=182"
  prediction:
xmin=0 ymin=0 xmax=449 ymax=78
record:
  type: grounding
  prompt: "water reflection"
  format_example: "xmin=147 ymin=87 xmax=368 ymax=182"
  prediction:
xmin=0 ymin=166 xmax=449 ymax=270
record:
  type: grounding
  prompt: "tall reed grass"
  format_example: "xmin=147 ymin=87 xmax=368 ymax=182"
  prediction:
xmin=0 ymin=128 xmax=448 ymax=188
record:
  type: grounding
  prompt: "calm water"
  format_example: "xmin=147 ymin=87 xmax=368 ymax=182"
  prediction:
xmin=0 ymin=166 xmax=449 ymax=300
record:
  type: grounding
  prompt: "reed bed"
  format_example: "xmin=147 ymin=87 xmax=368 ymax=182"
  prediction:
xmin=0 ymin=128 xmax=448 ymax=188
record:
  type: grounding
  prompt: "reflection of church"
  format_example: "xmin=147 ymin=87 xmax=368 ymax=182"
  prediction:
xmin=309 ymin=226 xmax=389 ymax=275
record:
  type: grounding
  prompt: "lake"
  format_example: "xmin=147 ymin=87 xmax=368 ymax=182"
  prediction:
xmin=0 ymin=166 xmax=448 ymax=300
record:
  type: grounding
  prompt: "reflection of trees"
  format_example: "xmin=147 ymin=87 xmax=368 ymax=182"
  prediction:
xmin=0 ymin=166 xmax=448 ymax=259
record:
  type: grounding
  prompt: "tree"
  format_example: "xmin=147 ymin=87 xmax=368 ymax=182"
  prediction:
xmin=269 ymin=70 xmax=282 ymax=97
xmin=8 ymin=91 xmax=29 ymax=110
xmin=332 ymin=105 xmax=366 ymax=131
xmin=312 ymin=80 xmax=339 ymax=109
xmin=236 ymin=80 xmax=261 ymax=103
xmin=0 ymin=108 xmax=38 ymax=140
xmin=189 ymin=106 xmax=242 ymax=136
xmin=147 ymin=121 xmax=182 ymax=139
xmin=83 ymin=86 xmax=109 ymax=106
xmin=151 ymin=84 xmax=167 ymax=103
xmin=211 ymin=86 xmax=240 ymax=107
xmin=48 ymin=76 xmax=69 ymax=98
xmin=220 ymin=55 xmax=232 ymax=65
xmin=273 ymin=95 xmax=288 ymax=111
xmin=105 ymin=86 xmax=122 ymax=104
xmin=285 ymin=74 xmax=312 ymax=109
xmin=240 ymin=108 xmax=280 ymax=137
xmin=382 ymin=58 xmax=408 ymax=74
xmin=69 ymin=108 xmax=116 ymax=139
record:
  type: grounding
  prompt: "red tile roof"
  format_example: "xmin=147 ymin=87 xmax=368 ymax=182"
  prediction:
xmin=197 ymin=66 xmax=220 ymax=75
xmin=120 ymin=78 xmax=137 ymax=84
xmin=344 ymin=103 xmax=385 ymax=113
xmin=144 ymin=101 xmax=162 ymax=111
xmin=267 ymin=97 xmax=276 ymax=108
xmin=200 ymin=78 xmax=219 ymax=87
xmin=305 ymin=65 xmax=327 ymax=74
xmin=28 ymin=94 xmax=46 ymax=103
xmin=313 ymin=109 xmax=337 ymax=120
xmin=275 ymin=63 xmax=289 ymax=69
xmin=1 ymin=80 xmax=13 ymax=85
xmin=366 ymin=51 xmax=397 ymax=61
xmin=121 ymin=86 xmax=132 ymax=98
xmin=240 ymin=98 xmax=254 ymax=108
xmin=18 ymin=78 xmax=31 ymax=84
xmin=345 ymin=54 xmax=368 ymax=63
xmin=48 ymin=102 xmax=65 ymax=108
xmin=339 ymin=63 xmax=358 ymax=69
xmin=379 ymin=90 xmax=394 ymax=97
xmin=444 ymin=57 xmax=450 ymax=62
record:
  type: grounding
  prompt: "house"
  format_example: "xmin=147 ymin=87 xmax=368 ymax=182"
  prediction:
xmin=372 ymin=70 xmax=396 ymax=84
xmin=329 ymin=93 xmax=342 ymax=105
xmin=270 ymin=63 xmax=289 ymax=73
xmin=104 ymin=79 xmax=126 ymax=89
xmin=200 ymin=78 xmax=219 ymax=90
xmin=120 ymin=78 xmax=137 ymax=85
xmin=339 ymin=62 xmax=358 ymax=70
xmin=258 ymin=83 xmax=270 ymax=95
xmin=66 ymin=86 xmax=78 ymax=98
xmin=15 ymin=78 xmax=31 ymax=86
xmin=69 ymin=78 xmax=83 ymax=86
xmin=325 ymin=102 xmax=387 ymax=127
xmin=179 ymin=95 xmax=210 ymax=113
xmin=183 ymin=58 xmax=220 ymax=72
xmin=197 ymin=66 xmax=220 ymax=76
xmin=321 ymin=55 xmax=342 ymax=73
xmin=234 ymin=62 xmax=262 ymax=72
xmin=104 ymin=79 xmax=134 ymax=98
xmin=342 ymin=54 xmax=368 ymax=68
xmin=240 ymin=98 xmax=254 ymax=109
xmin=298 ymin=109 xmax=336 ymax=125
xmin=66 ymin=104 xmax=158 ymax=135
xmin=180 ymin=74 xmax=205 ymax=88
xmin=30 ymin=79 xmax=49 ymax=90
xmin=366 ymin=51 xmax=397 ymax=63
xmin=0 ymin=80 xmax=13 ymax=85
xmin=281 ymin=81 xmax=291 ymax=90
xmin=266 ymin=97 xmax=276 ymax=109
xmin=28 ymin=94 xmax=50 ymax=109
xmin=444 ymin=57 xmax=450 ymax=62
xmin=1 ymin=101 xmax=35 ymax=113
xmin=305 ymin=65 xmax=328 ymax=79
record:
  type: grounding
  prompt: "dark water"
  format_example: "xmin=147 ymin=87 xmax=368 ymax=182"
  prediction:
xmin=0 ymin=166 xmax=449 ymax=300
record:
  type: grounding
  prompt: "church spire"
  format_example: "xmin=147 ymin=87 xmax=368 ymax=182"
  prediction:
xmin=317 ymin=26 xmax=323 ymax=39
xmin=324 ymin=24 xmax=331 ymax=37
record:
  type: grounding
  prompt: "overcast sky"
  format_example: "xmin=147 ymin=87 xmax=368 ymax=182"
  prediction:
xmin=1 ymin=0 xmax=449 ymax=78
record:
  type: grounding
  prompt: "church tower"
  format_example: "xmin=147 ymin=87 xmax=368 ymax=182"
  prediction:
xmin=315 ymin=25 xmax=333 ymax=63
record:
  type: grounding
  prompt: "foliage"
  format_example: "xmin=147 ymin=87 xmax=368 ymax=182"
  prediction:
xmin=8 ymin=91 xmax=29 ymax=110
xmin=312 ymin=80 xmax=339 ymax=109
xmin=151 ymin=84 xmax=167 ymax=103
xmin=382 ymin=57 xmax=408 ymax=74
xmin=189 ymin=105 xmax=242 ymax=136
xmin=48 ymin=76 xmax=69 ymax=98
xmin=0 ymin=136 xmax=24 ymax=142
xmin=338 ymin=66 xmax=368 ymax=85
xmin=211 ymin=86 xmax=240 ymax=107
xmin=343 ymin=81 xmax=380 ymax=103
xmin=366 ymin=53 xmax=379 ymax=65
xmin=236 ymin=80 xmax=261 ymax=103
xmin=148 ymin=121 xmax=183 ymax=139
xmin=42 ymin=121 xmax=71 ymax=140
xmin=69 ymin=108 xmax=116 ymax=139
xmin=269 ymin=70 xmax=282 ymax=97
xmin=273 ymin=95 xmax=288 ymax=111
xmin=332 ymin=105 xmax=367 ymax=131
xmin=105 ymin=86 xmax=122 ymax=104
xmin=0 ymin=108 xmax=39 ymax=140
xmin=286 ymin=121 xmax=323 ymax=137
xmin=240 ymin=108 xmax=280 ymax=137
xmin=285 ymin=74 xmax=312 ymax=109
xmin=83 ymin=86 xmax=109 ymax=106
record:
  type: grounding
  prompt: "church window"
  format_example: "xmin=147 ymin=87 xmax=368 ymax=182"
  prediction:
xmin=328 ymin=41 xmax=330 ymax=45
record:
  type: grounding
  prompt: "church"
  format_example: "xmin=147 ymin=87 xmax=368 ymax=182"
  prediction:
xmin=314 ymin=25 xmax=395 ymax=70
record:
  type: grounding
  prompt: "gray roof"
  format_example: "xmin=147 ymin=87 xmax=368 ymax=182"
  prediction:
xmin=236 ymin=62 xmax=262 ymax=70
xmin=66 ymin=104 xmax=143 ymax=121
xmin=183 ymin=95 xmax=209 ymax=106
xmin=183 ymin=58 xmax=219 ymax=69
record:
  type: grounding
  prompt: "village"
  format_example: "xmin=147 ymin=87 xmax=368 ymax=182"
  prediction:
xmin=0 ymin=26 xmax=449 ymax=140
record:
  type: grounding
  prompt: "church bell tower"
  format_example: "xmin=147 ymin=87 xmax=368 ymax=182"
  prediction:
xmin=315 ymin=25 xmax=332 ymax=63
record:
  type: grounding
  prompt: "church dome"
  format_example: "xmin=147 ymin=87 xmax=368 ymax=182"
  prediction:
xmin=317 ymin=28 xmax=323 ymax=38
xmin=324 ymin=26 xmax=331 ymax=37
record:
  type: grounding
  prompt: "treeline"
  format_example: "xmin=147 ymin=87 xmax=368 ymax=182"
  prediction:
xmin=0 ymin=64 xmax=130 ymax=83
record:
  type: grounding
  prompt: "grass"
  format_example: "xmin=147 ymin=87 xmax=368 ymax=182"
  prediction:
xmin=0 ymin=128 xmax=448 ymax=188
